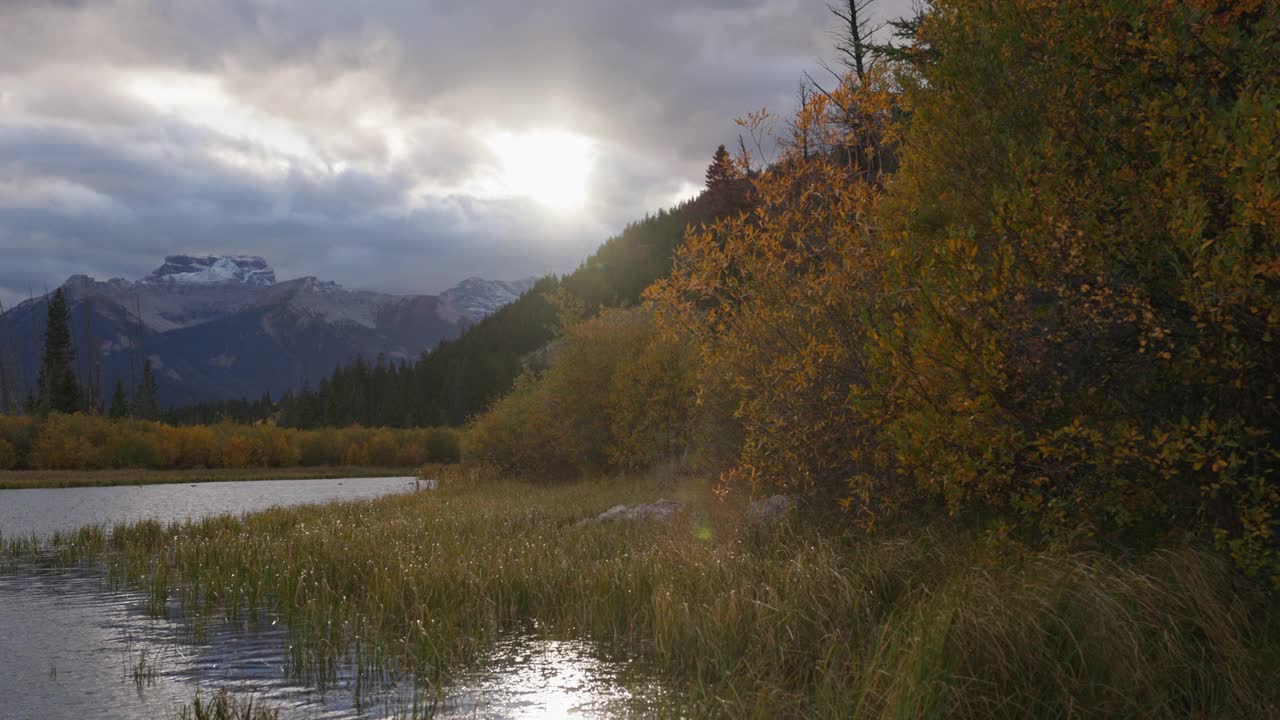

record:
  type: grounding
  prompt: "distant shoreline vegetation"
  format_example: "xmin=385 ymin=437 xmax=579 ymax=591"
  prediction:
xmin=0 ymin=413 xmax=460 ymax=475
xmin=0 ymin=466 xmax=414 ymax=490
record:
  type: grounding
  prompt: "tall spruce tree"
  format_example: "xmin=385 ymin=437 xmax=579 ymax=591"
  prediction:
xmin=134 ymin=359 xmax=159 ymax=420
xmin=36 ymin=288 xmax=81 ymax=414
xmin=704 ymin=145 xmax=736 ymax=189
xmin=108 ymin=380 xmax=130 ymax=419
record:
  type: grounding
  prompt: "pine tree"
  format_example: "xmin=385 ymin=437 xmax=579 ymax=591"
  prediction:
xmin=704 ymin=145 xmax=736 ymax=189
xmin=37 ymin=288 xmax=82 ymax=414
xmin=134 ymin=359 xmax=160 ymax=420
xmin=109 ymin=380 xmax=130 ymax=419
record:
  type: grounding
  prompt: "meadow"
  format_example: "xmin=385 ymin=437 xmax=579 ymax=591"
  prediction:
xmin=15 ymin=467 xmax=1279 ymax=719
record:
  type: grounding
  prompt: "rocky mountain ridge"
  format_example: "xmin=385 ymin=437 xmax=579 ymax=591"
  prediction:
xmin=0 ymin=256 xmax=539 ymax=407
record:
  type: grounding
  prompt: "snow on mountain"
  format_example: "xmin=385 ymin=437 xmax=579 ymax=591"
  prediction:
xmin=440 ymin=277 xmax=539 ymax=321
xmin=1 ymin=256 xmax=536 ymax=406
xmin=143 ymin=255 xmax=277 ymax=286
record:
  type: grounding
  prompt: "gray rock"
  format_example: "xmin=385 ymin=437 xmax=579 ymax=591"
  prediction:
xmin=747 ymin=495 xmax=796 ymax=522
xmin=590 ymin=499 xmax=685 ymax=523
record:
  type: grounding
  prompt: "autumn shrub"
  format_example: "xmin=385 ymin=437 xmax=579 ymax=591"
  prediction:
xmin=866 ymin=0 xmax=1280 ymax=578
xmin=217 ymin=434 xmax=255 ymax=469
xmin=352 ymin=429 xmax=401 ymax=467
xmin=258 ymin=429 xmax=302 ymax=468
xmin=648 ymin=1 xmax=1279 ymax=583
xmin=159 ymin=424 xmax=218 ymax=468
xmin=0 ymin=437 xmax=18 ymax=470
xmin=604 ymin=309 xmax=698 ymax=470
xmin=651 ymin=66 xmax=902 ymax=511
xmin=298 ymin=430 xmax=341 ymax=466
xmin=0 ymin=413 xmax=456 ymax=471
xmin=29 ymin=414 xmax=98 ymax=469
xmin=421 ymin=427 xmax=461 ymax=464
xmin=0 ymin=415 xmax=37 ymax=467
xmin=463 ymin=306 xmax=698 ymax=478
xmin=95 ymin=423 xmax=163 ymax=468
xmin=464 ymin=372 xmax=569 ymax=476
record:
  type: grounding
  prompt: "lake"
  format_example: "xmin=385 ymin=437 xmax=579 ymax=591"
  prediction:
xmin=0 ymin=476 xmax=420 ymax=539
xmin=0 ymin=477 xmax=647 ymax=719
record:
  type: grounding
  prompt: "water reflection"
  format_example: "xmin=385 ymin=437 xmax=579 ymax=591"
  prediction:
xmin=0 ymin=478 xmax=660 ymax=718
xmin=0 ymin=564 xmax=346 ymax=719
xmin=437 ymin=639 xmax=657 ymax=719
xmin=1 ymin=564 xmax=658 ymax=719
xmin=0 ymin=476 xmax=418 ymax=538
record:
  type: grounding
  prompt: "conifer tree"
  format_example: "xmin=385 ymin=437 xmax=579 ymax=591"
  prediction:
xmin=704 ymin=145 xmax=736 ymax=189
xmin=36 ymin=288 xmax=81 ymax=414
xmin=109 ymin=380 xmax=130 ymax=419
xmin=134 ymin=359 xmax=160 ymax=420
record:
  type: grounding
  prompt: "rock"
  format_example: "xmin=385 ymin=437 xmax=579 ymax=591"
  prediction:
xmin=589 ymin=499 xmax=685 ymax=523
xmin=747 ymin=495 xmax=796 ymax=522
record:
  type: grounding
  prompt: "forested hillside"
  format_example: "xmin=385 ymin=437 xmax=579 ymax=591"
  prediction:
xmin=275 ymin=168 xmax=751 ymax=428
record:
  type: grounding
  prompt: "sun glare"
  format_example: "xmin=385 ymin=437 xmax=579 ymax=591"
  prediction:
xmin=487 ymin=129 xmax=596 ymax=212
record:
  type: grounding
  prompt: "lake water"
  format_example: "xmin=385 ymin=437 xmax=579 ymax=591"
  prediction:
xmin=0 ymin=476 xmax=420 ymax=539
xmin=0 ymin=477 xmax=650 ymax=719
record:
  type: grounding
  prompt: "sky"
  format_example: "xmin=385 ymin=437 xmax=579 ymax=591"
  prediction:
xmin=0 ymin=0 xmax=913 ymax=307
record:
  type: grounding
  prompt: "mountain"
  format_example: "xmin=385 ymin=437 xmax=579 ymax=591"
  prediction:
xmin=277 ymin=179 xmax=751 ymax=428
xmin=440 ymin=277 xmax=539 ymax=322
xmin=0 ymin=256 xmax=536 ymax=408
xmin=143 ymin=254 xmax=277 ymax=287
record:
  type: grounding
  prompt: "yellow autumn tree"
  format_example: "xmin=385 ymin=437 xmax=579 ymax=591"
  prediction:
xmin=869 ymin=0 xmax=1278 ymax=579
xmin=652 ymin=0 xmax=1279 ymax=582
xmin=650 ymin=64 xmax=904 ymax=513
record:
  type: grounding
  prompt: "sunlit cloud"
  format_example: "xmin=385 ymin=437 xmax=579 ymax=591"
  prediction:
xmin=0 ymin=0 xmax=916 ymax=307
xmin=125 ymin=72 xmax=312 ymax=161
xmin=485 ymin=128 xmax=597 ymax=213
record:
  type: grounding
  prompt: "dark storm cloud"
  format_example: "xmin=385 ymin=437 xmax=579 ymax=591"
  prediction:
xmin=0 ymin=0 xmax=914 ymax=306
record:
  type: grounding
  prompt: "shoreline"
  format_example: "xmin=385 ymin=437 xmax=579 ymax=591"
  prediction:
xmin=0 ymin=466 xmax=416 ymax=490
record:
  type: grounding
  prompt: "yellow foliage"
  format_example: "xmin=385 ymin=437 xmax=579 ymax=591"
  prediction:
xmin=0 ymin=437 xmax=18 ymax=470
xmin=647 ymin=1 xmax=1279 ymax=581
xmin=464 ymin=306 xmax=700 ymax=478
xmin=0 ymin=413 xmax=458 ymax=471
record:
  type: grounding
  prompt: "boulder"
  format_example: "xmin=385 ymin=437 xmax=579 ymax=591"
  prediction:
xmin=747 ymin=495 xmax=796 ymax=522
xmin=589 ymin=499 xmax=685 ymax=523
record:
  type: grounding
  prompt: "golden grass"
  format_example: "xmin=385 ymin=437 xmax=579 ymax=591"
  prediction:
xmin=15 ymin=469 xmax=1280 ymax=718
xmin=0 ymin=466 xmax=412 ymax=490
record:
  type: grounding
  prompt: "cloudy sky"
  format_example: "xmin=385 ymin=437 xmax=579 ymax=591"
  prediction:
xmin=0 ymin=0 xmax=911 ymax=307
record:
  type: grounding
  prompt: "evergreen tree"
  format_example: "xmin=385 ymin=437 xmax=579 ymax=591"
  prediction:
xmin=36 ymin=288 xmax=81 ymax=414
xmin=108 ymin=380 xmax=130 ymax=419
xmin=704 ymin=145 xmax=736 ymax=189
xmin=134 ymin=359 xmax=160 ymax=420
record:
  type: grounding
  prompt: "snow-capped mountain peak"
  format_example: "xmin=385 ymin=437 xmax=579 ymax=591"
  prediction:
xmin=5 ymin=257 xmax=537 ymax=407
xmin=440 ymin=276 xmax=539 ymax=321
xmin=143 ymin=255 xmax=277 ymax=286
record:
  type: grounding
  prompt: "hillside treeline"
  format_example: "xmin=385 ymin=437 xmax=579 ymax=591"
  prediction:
xmin=466 ymin=0 xmax=1280 ymax=584
xmin=271 ymin=175 xmax=752 ymax=430
xmin=0 ymin=414 xmax=459 ymax=471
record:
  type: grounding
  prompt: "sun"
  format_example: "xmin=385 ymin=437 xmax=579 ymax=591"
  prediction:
xmin=487 ymin=129 xmax=596 ymax=212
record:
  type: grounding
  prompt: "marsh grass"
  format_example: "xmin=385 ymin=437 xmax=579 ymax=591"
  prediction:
xmin=15 ymin=469 xmax=1280 ymax=718
xmin=177 ymin=689 xmax=280 ymax=720
xmin=0 ymin=466 xmax=411 ymax=490
xmin=128 ymin=646 xmax=159 ymax=692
